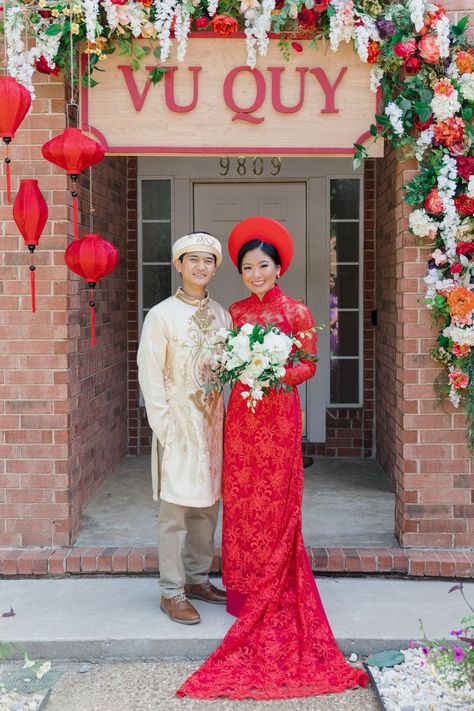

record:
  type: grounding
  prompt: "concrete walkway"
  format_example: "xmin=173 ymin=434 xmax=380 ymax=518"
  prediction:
xmin=1 ymin=576 xmax=472 ymax=661
xmin=76 ymin=455 xmax=397 ymax=548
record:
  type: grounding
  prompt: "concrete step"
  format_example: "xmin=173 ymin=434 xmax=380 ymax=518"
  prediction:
xmin=2 ymin=577 xmax=472 ymax=662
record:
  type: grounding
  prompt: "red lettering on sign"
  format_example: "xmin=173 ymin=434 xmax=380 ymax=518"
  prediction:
xmin=310 ymin=67 xmax=347 ymax=113
xmin=165 ymin=66 xmax=201 ymax=113
xmin=223 ymin=67 xmax=265 ymax=124
xmin=268 ymin=67 xmax=308 ymax=114
xmin=118 ymin=65 xmax=156 ymax=112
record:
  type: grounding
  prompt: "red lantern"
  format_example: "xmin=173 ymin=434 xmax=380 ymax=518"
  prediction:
xmin=64 ymin=233 xmax=119 ymax=346
xmin=0 ymin=77 xmax=32 ymax=203
xmin=41 ymin=128 xmax=105 ymax=240
xmin=13 ymin=180 xmax=48 ymax=313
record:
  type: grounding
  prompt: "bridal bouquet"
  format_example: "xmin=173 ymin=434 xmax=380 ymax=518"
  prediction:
xmin=211 ymin=322 xmax=314 ymax=411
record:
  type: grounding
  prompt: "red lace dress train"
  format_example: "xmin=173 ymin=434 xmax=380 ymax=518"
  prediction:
xmin=177 ymin=285 xmax=368 ymax=699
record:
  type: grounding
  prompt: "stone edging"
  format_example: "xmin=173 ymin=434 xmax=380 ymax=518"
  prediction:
xmin=0 ymin=547 xmax=473 ymax=578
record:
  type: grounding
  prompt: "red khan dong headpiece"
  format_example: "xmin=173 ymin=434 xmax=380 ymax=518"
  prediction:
xmin=228 ymin=216 xmax=294 ymax=276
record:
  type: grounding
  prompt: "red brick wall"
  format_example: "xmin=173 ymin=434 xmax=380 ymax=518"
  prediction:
xmin=67 ymin=156 xmax=128 ymax=541
xmin=0 ymin=66 xmax=128 ymax=547
xmin=376 ymin=146 xmax=473 ymax=548
xmin=0 ymin=71 xmax=72 ymax=547
xmin=127 ymin=158 xmax=140 ymax=454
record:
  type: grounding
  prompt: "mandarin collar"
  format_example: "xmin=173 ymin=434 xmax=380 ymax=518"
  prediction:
xmin=175 ymin=287 xmax=210 ymax=309
xmin=249 ymin=284 xmax=283 ymax=304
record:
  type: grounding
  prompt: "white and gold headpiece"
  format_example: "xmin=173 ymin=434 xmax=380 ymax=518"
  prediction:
xmin=172 ymin=232 xmax=222 ymax=266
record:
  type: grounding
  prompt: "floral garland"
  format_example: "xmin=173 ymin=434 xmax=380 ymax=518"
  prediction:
xmin=0 ymin=0 xmax=474 ymax=447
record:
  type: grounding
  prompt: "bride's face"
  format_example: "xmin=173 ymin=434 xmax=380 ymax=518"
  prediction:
xmin=240 ymin=247 xmax=281 ymax=299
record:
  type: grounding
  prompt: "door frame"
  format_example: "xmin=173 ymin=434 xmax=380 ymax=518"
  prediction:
xmin=137 ymin=157 xmax=364 ymax=443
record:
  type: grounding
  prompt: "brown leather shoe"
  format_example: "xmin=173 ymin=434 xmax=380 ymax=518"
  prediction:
xmin=160 ymin=594 xmax=201 ymax=625
xmin=184 ymin=580 xmax=227 ymax=605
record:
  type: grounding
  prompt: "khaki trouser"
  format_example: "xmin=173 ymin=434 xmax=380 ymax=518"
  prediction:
xmin=158 ymin=499 xmax=219 ymax=598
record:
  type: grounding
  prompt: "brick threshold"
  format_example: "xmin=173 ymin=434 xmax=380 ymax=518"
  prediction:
xmin=0 ymin=547 xmax=473 ymax=578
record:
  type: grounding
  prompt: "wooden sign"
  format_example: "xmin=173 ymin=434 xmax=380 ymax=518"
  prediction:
xmin=81 ymin=35 xmax=383 ymax=157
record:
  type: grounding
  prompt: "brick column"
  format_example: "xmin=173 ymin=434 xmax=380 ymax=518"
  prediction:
xmin=0 ymin=65 xmax=128 ymax=547
xmin=376 ymin=147 xmax=473 ymax=549
xmin=0 ymin=70 xmax=72 ymax=547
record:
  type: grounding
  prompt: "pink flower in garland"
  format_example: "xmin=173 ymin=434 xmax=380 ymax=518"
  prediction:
xmin=448 ymin=370 xmax=469 ymax=389
xmin=424 ymin=188 xmax=443 ymax=215
xmin=419 ymin=36 xmax=441 ymax=64
xmin=452 ymin=343 xmax=471 ymax=357
xmin=433 ymin=79 xmax=455 ymax=97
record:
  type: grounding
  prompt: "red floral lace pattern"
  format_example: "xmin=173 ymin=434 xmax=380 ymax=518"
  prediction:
xmin=177 ymin=286 xmax=368 ymax=699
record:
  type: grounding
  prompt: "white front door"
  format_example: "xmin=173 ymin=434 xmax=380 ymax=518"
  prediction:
xmin=193 ymin=182 xmax=309 ymax=432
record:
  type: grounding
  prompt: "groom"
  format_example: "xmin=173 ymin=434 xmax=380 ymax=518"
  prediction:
xmin=138 ymin=232 xmax=231 ymax=625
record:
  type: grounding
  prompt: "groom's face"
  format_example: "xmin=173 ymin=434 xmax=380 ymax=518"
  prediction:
xmin=175 ymin=251 xmax=217 ymax=289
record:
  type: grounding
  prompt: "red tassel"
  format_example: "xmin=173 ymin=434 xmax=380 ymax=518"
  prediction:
xmin=5 ymin=143 xmax=11 ymax=203
xmin=30 ymin=266 xmax=36 ymax=313
xmin=72 ymin=192 xmax=79 ymax=239
xmin=90 ymin=302 xmax=96 ymax=346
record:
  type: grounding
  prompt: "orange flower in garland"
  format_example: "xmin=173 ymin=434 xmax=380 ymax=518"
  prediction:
xmin=455 ymin=49 xmax=474 ymax=75
xmin=367 ymin=40 xmax=380 ymax=64
xmin=447 ymin=286 xmax=474 ymax=317
xmin=434 ymin=117 xmax=465 ymax=148
xmin=211 ymin=14 xmax=239 ymax=36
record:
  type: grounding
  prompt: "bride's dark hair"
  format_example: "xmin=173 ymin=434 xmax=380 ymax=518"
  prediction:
xmin=237 ymin=240 xmax=281 ymax=274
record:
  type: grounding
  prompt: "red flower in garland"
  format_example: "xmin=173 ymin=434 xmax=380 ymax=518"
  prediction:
xmin=313 ymin=0 xmax=330 ymax=12
xmin=394 ymin=39 xmax=417 ymax=58
xmin=454 ymin=195 xmax=474 ymax=216
xmin=456 ymin=242 xmax=474 ymax=261
xmin=456 ymin=156 xmax=474 ymax=180
xmin=298 ymin=8 xmax=317 ymax=32
xmin=413 ymin=115 xmax=433 ymax=131
xmin=35 ymin=56 xmax=61 ymax=76
xmin=405 ymin=56 xmax=421 ymax=75
xmin=211 ymin=15 xmax=239 ymax=36
xmin=291 ymin=42 xmax=303 ymax=53
xmin=196 ymin=16 xmax=209 ymax=29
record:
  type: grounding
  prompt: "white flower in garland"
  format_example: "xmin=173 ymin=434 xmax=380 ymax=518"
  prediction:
xmin=459 ymin=73 xmax=474 ymax=102
xmin=430 ymin=80 xmax=461 ymax=122
xmin=443 ymin=324 xmax=474 ymax=347
xmin=468 ymin=176 xmax=474 ymax=199
xmin=353 ymin=16 xmax=380 ymax=63
xmin=415 ymin=126 xmax=434 ymax=162
xmin=242 ymin=0 xmax=275 ymax=69
xmin=83 ymin=0 xmax=99 ymax=44
xmin=207 ymin=0 xmax=219 ymax=17
xmin=435 ymin=16 xmax=451 ymax=58
xmin=408 ymin=0 xmax=427 ymax=33
xmin=369 ymin=66 xmax=383 ymax=93
xmin=449 ymin=385 xmax=461 ymax=408
xmin=175 ymin=5 xmax=191 ymax=62
xmin=102 ymin=0 xmax=118 ymax=30
xmin=36 ymin=31 xmax=62 ymax=69
xmin=385 ymin=102 xmax=404 ymax=136
xmin=437 ymin=154 xmax=459 ymax=256
xmin=329 ymin=0 xmax=355 ymax=53
xmin=5 ymin=5 xmax=39 ymax=97
xmin=154 ymin=0 xmax=179 ymax=62
xmin=127 ymin=2 xmax=144 ymax=38
xmin=409 ymin=208 xmax=439 ymax=238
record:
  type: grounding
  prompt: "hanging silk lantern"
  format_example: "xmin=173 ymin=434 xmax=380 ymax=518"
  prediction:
xmin=41 ymin=128 xmax=105 ymax=240
xmin=64 ymin=233 xmax=119 ymax=346
xmin=13 ymin=180 xmax=48 ymax=313
xmin=0 ymin=77 xmax=32 ymax=203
